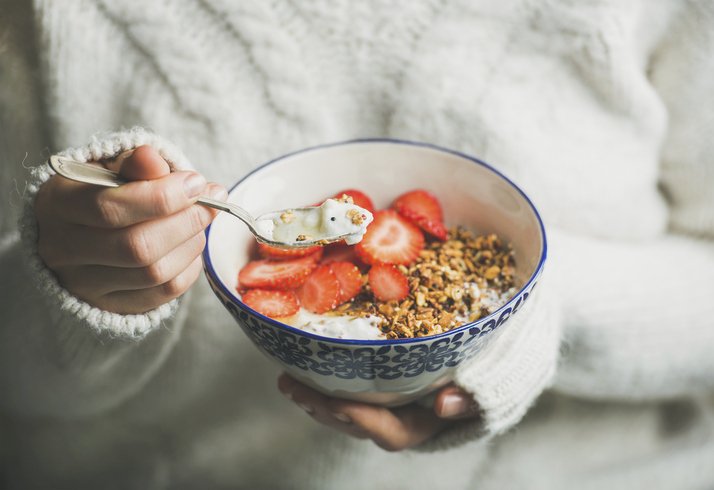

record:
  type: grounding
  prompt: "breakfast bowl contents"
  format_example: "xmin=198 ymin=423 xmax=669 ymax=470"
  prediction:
xmin=254 ymin=195 xmax=374 ymax=246
xmin=203 ymin=140 xmax=546 ymax=406
xmin=238 ymin=189 xmax=517 ymax=343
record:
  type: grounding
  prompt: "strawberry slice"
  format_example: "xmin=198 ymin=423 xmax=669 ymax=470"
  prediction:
xmin=368 ymin=264 xmax=409 ymax=302
xmin=414 ymin=218 xmax=448 ymax=241
xmin=332 ymin=189 xmax=375 ymax=213
xmin=258 ymin=242 xmax=323 ymax=261
xmin=355 ymin=210 xmax=425 ymax=265
xmin=296 ymin=265 xmax=341 ymax=313
xmin=321 ymin=242 xmax=358 ymax=263
xmin=393 ymin=189 xmax=443 ymax=222
xmin=393 ymin=189 xmax=448 ymax=240
xmin=242 ymin=289 xmax=300 ymax=320
xmin=238 ymin=255 xmax=318 ymax=290
xmin=329 ymin=261 xmax=363 ymax=304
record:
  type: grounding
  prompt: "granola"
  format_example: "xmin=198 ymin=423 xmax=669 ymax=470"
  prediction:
xmin=330 ymin=227 xmax=516 ymax=339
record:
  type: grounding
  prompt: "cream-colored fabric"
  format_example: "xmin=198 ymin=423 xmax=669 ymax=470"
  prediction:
xmin=1 ymin=0 xmax=713 ymax=488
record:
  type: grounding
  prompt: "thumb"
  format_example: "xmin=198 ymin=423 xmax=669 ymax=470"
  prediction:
xmin=112 ymin=145 xmax=171 ymax=181
xmin=433 ymin=385 xmax=480 ymax=420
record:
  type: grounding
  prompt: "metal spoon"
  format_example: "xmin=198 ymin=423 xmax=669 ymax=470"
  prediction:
xmin=48 ymin=155 xmax=355 ymax=249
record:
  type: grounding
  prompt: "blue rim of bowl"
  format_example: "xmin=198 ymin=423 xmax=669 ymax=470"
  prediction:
xmin=203 ymin=138 xmax=547 ymax=345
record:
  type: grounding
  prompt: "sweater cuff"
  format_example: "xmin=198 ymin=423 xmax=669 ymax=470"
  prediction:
xmin=18 ymin=127 xmax=191 ymax=339
xmin=418 ymin=284 xmax=562 ymax=451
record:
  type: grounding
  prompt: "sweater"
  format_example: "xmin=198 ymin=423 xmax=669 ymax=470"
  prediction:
xmin=1 ymin=0 xmax=714 ymax=488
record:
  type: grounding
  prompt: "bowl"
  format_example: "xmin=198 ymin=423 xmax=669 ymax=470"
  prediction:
xmin=203 ymin=139 xmax=546 ymax=407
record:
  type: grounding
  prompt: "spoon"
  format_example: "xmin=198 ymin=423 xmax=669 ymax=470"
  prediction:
xmin=48 ymin=155 xmax=366 ymax=249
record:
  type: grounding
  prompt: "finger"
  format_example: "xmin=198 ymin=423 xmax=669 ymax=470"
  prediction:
xmin=102 ymin=149 xmax=134 ymax=173
xmin=433 ymin=385 xmax=481 ymax=420
xmin=116 ymin=145 xmax=170 ymax=180
xmin=277 ymin=374 xmax=369 ymax=439
xmin=94 ymin=254 xmax=204 ymax=314
xmin=277 ymin=374 xmax=446 ymax=449
xmin=47 ymin=169 xmax=209 ymax=228
xmin=54 ymin=232 xmax=206 ymax=297
xmin=43 ymin=145 xmax=190 ymax=227
xmin=331 ymin=400 xmax=446 ymax=451
xmin=43 ymin=187 xmax=222 ymax=268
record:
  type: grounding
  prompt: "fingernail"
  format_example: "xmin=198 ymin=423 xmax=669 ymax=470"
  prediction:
xmin=209 ymin=184 xmax=228 ymax=201
xmin=439 ymin=393 xmax=473 ymax=418
xmin=297 ymin=403 xmax=314 ymax=414
xmin=331 ymin=412 xmax=351 ymax=424
xmin=280 ymin=390 xmax=293 ymax=401
xmin=184 ymin=173 xmax=207 ymax=198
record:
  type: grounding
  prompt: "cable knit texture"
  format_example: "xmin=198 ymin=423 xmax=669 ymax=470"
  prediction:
xmin=18 ymin=127 xmax=190 ymax=338
xmin=1 ymin=0 xmax=713 ymax=488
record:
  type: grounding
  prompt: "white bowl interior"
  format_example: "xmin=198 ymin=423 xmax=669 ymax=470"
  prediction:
xmin=208 ymin=141 xmax=544 ymax=299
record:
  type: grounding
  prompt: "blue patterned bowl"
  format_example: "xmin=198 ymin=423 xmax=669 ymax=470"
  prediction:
xmin=203 ymin=139 xmax=546 ymax=406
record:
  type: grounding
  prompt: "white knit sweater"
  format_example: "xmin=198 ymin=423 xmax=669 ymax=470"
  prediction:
xmin=1 ymin=1 xmax=714 ymax=488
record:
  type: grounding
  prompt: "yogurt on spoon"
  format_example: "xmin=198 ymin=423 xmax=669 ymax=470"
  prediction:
xmin=255 ymin=195 xmax=374 ymax=246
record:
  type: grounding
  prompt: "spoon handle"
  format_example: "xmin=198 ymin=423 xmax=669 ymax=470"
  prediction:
xmin=48 ymin=155 xmax=255 ymax=228
xmin=196 ymin=195 xmax=255 ymax=228
xmin=49 ymin=155 xmax=126 ymax=187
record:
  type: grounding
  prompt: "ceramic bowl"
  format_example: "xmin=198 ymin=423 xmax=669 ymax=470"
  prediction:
xmin=203 ymin=139 xmax=546 ymax=407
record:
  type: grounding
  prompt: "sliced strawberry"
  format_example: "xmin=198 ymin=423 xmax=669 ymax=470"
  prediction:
xmin=355 ymin=210 xmax=424 ymax=265
xmin=296 ymin=265 xmax=341 ymax=313
xmin=238 ymin=255 xmax=318 ymax=290
xmin=242 ymin=289 xmax=300 ymax=320
xmin=393 ymin=189 xmax=443 ymax=222
xmin=413 ymin=217 xmax=448 ymax=241
xmin=258 ymin=242 xmax=323 ymax=261
xmin=393 ymin=189 xmax=447 ymax=240
xmin=329 ymin=261 xmax=363 ymax=304
xmin=332 ymin=189 xmax=375 ymax=213
xmin=321 ymin=242 xmax=357 ymax=263
xmin=368 ymin=264 xmax=409 ymax=302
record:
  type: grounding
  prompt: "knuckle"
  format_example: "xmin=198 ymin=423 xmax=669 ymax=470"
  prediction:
xmin=162 ymin=258 xmax=202 ymax=298
xmin=123 ymin=228 xmax=155 ymax=266
xmin=189 ymin=232 xmax=207 ymax=255
xmin=187 ymin=206 xmax=211 ymax=234
xmin=95 ymin=193 xmax=124 ymax=227
xmin=142 ymin=260 xmax=169 ymax=286
xmin=152 ymin=186 xmax=176 ymax=216
xmin=162 ymin=275 xmax=188 ymax=298
xmin=172 ymin=258 xmax=203 ymax=298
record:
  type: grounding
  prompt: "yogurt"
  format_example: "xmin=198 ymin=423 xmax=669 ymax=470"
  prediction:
xmin=287 ymin=310 xmax=385 ymax=340
xmin=256 ymin=198 xmax=374 ymax=246
xmin=289 ymin=283 xmax=515 ymax=341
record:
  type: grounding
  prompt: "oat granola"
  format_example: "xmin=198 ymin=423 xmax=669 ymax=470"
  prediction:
xmin=330 ymin=227 xmax=516 ymax=339
xmin=346 ymin=208 xmax=367 ymax=225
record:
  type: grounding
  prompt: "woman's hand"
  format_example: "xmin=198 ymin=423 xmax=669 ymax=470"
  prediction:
xmin=34 ymin=145 xmax=226 ymax=314
xmin=277 ymin=374 xmax=481 ymax=451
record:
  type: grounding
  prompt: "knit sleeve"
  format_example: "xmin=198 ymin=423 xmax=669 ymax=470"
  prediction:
xmin=552 ymin=5 xmax=714 ymax=399
xmin=548 ymin=230 xmax=714 ymax=400
xmin=551 ymin=4 xmax=714 ymax=400
xmin=417 ymin=283 xmax=562 ymax=451
xmin=0 ymin=128 xmax=192 ymax=418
